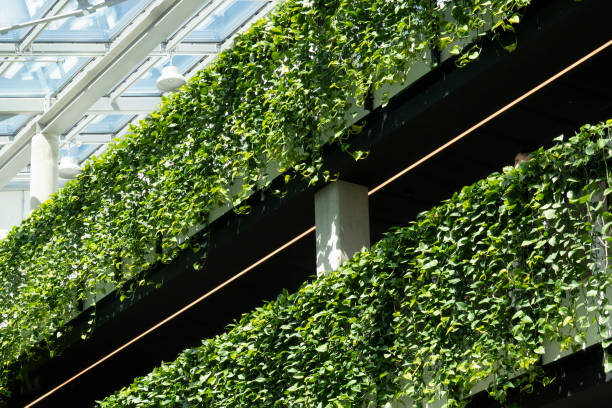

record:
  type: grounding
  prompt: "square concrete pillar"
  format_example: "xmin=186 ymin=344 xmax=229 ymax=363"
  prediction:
xmin=315 ymin=180 xmax=370 ymax=276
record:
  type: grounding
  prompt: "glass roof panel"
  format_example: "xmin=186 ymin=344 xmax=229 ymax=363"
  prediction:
xmin=82 ymin=114 xmax=134 ymax=134
xmin=122 ymin=55 xmax=202 ymax=96
xmin=185 ymin=0 xmax=266 ymax=43
xmin=36 ymin=0 xmax=152 ymax=42
xmin=0 ymin=0 xmax=55 ymax=42
xmin=60 ymin=143 xmax=101 ymax=163
xmin=0 ymin=56 xmax=90 ymax=97
xmin=105 ymin=55 xmax=150 ymax=96
xmin=0 ymin=114 xmax=32 ymax=135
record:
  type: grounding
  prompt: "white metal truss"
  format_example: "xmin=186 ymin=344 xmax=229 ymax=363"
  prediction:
xmin=0 ymin=0 xmax=205 ymax=187
xmin=0 ymin=0 xmax=72 ymax=77
xmin=2 ymin=113 xmax=148 ymax=190
xmin=59 ymin=115 xmax=97 ymax=147
xmin=18 ymin=0 xmax=73 ymax=51
xmin=0 ymin=96 xmax=161 ymax=115
xmin=0 ymin=42 xmax=220 ymax=57
xmin=73 ymin=133 xmax=114 ymax=144
xmin=108 ymin=57 xmax=165 ymax=101
xmin=0 ymin=0 xmax=277 ymax=189
xmin=0 ymin=0 xmax=131 ymax=35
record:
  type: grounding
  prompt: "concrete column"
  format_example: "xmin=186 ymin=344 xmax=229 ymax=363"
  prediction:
xmin=315 ymin=180 xmax=370 ymax=276
xmin=30 ymin=133 xmax=59 ymax=210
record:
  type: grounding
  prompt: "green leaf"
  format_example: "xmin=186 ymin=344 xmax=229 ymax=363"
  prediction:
xmin=604 ymin=353 xmax=612 ymax=373
xmin=508 ymin=15 xmax=521 ymax=24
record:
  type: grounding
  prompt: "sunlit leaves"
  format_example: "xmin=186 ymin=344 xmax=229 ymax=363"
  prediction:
xmin=100 ymin=123 xmax=612 ymax=407
xmin=0 ymin=0 xmax=533 ymax=401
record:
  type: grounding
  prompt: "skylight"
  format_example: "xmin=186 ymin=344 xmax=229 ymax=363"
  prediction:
xmin=0 ymin=0 xmax=54 ymax=42
xmin=0 ymin=0 xmax=275 ymax=191
xmin=36 ymin=0 xmax=152 ymax=42
xmin=60 ymin=143 xmax=102 ymax=163
xmin=185 ymin=0 xmax=267 ymax=43
xmin=81 ymin=114 xmax=134 ymax=134
xmin=0 ymin=115 xmax=32 ymax=135
xmin=0 ymin=56 xmax=90 ymax=97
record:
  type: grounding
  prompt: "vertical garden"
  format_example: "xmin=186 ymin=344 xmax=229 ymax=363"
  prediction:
xmin=98 ymin=122 xmax=612 ymax=407
xmin=1 ymin=0 xmax=590 ymax=404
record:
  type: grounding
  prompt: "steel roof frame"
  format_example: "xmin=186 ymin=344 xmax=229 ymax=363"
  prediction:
xmin=0 ymin=0 xmax=72 ymax=77
xmin=0 ymin=0 xmax=265 ymax=189
xmin=0 ymin=96 xmax=162 ymax=115
xmin=0 ymin=42 xmax=220 ymax=57
xmin=0 ymin=0 xmax=276 ymax=190
xmin=0 ymin=0 xmax=131 ymax=35
xmin=59 ymin=114 xmax=98 ymax=147
xmin=3 ymin=114 xmax=145 ymax=191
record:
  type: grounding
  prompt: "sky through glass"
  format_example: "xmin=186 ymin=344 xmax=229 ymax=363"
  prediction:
xmin=0 ymin=0 xmax=273 ymax=188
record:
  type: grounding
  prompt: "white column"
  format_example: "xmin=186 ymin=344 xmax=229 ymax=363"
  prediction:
xmin=315 ymin=180 xmax=370 ymax=276
xmin=30 ymin=133 xmax=59 ymax=210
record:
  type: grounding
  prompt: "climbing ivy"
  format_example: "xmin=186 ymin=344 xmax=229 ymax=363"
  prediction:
xmin=0 ymin=0 xmax=528 ymax=400
xmin=98 ymin=121 xmax=612 ymax=408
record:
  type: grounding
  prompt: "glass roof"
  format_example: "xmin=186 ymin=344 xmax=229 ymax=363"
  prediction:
xmin=37 ymin=0 xmax=152 ymax=43
xmin=0 ymin=0 xmax=54 ymax=42
xmin=0 ymin=114 xmax=32 ymax=135
xmin=60 ymin=143 xmax=102 ymax=163
xmin=185 ymin=0 xmax=266 ymax=43
xmin=0 ymin=0 xmax=275 ymax=194
xmin=0 ymin=56 xmax=90 ymax=97
xmin=82 ymin=114 xmax=134 ymax=134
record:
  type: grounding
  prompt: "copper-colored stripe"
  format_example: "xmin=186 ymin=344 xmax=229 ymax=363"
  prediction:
xmin=24 ymin=227 xmax=315 ymax=407
xmin=369 ymin=38 xmax=612 ymax=196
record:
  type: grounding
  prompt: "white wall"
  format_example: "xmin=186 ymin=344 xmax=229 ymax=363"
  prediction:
xmin=0 ymin=189 xmax=30 ymax=239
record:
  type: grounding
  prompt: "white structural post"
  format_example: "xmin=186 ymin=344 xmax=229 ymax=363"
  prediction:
xmin=315 ymin=180 xmax=370 ymax=276
xmin=30 ymin=133 xmax=59 ymax=210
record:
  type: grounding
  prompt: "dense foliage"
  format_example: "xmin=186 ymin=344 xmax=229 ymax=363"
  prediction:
xmin=99 ymin=122 xmax=612 ymax=407
xmin=0 ymin=0 xmax=528 ymax=399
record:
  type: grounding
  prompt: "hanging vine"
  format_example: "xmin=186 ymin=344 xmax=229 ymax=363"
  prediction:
xmin=0 ymin=0 xmax=529 ymax=400
xmin=98 ymin=121 xmax=612 ymax=407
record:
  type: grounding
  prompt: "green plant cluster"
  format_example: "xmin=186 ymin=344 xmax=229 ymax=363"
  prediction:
xmin=0 ymin=0 xmax=527 ymax=399
xmin=99 ymin=122 xmax=612 ymax=408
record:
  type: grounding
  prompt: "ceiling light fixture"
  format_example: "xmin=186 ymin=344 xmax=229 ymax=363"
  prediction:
xmin=156 ymin=55 xmax=187 ymax=92
xmin=58 ymin=155 xmax=81 ymax=179
xmin=58 ymin=142 xmax=82 ymax=179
